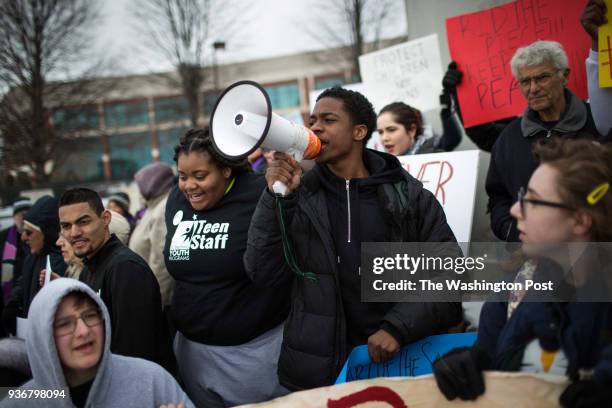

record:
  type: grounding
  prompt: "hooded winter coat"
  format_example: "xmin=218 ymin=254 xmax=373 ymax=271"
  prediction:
xmin=0 ymin=278 xmax=193 ymax=407
xmin=1 ymin=196 xmax=66 ymax=335
xmin=130 ymin=163 xmax=176 ymax=307
xmin=245 ymin=149 xmax=462 ymax=390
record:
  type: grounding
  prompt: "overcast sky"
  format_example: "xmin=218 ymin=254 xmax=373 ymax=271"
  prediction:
xmin=93 ymin=0 xmax=408 ymax=76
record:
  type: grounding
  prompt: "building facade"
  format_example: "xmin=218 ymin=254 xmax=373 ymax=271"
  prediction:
xmin=48 ymin=40 xmax=404 ymax=185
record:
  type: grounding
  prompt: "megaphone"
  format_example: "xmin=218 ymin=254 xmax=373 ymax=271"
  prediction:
xmin=209 ymin=80 xmax=321 ymax=196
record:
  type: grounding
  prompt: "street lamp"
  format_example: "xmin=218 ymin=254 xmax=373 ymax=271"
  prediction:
xmin=212 ymin=41 xmax=226 ymax=92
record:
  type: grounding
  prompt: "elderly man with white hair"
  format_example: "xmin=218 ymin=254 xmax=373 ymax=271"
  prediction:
xmin=485 ymin=40 xmax=605 ymax=242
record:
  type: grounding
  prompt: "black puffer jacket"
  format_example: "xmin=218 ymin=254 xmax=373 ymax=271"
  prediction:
xmin=245 ymin=149 xmax=462 ymax=391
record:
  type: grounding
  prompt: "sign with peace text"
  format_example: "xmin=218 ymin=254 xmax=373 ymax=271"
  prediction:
xmin=359 ymin=34 xmax=443 ymax=112
xmin=446 ymin=0 xmax=590 ymax=127
xmin=397 ymin=150 xmax=480 ymax=243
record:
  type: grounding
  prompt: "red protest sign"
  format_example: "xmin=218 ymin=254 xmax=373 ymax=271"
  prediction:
xmin=446 ymin=0 xmax=591 ymax=128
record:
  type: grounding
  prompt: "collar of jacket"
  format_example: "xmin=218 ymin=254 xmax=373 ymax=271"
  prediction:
xmin=84 ymin=234 xmax=121 ymax=271
xmin=300 ymin=155 xmax=414 ymax=242
xmin=521 ymin=89 xmax=587 ymax=138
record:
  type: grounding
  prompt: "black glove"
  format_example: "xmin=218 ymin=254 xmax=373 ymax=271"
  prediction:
xmin=442 ymin=61 xmax=463 ymax=90
xmin=560 ymin=379 xmax=612 ymax=407
xmin=432 ymin=346 xmax=490 ymax=401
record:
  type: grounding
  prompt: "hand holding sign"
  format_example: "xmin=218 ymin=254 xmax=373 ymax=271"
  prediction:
xmin=581 ymin=0 xmax=608 ymax=50
xmin=446 ymin=0 xmax=590 ymax=127
xmin=367 ymin=329 xmax=400 ymax=363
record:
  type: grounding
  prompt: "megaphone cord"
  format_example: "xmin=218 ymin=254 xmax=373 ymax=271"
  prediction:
xmin=275 ymin=196 xmax=318 ymax=282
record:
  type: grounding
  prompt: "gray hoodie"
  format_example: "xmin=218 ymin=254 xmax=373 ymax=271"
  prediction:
xmin=1 ymin=278 xmax=193 ymax=407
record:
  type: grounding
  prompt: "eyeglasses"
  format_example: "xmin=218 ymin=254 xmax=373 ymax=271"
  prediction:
xmin=53 ymin=309 xmax=103 ymax=337
xmin=517 ymin=187 xmax=574 ymax=215
xmin=518 ymin=71 xmax=558 ymax=89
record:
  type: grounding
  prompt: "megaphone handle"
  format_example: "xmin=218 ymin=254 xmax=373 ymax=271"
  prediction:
xmin=272 ymin=180 xmax=288 ymax=196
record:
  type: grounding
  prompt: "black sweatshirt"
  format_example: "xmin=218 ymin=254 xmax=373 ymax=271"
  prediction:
xmin=314 ymin=151 xmax=406 ymax=350
xmin=80 ymin=235 xmax=169 ymax=368
xmin=164 ymin=172 xmax=290 ymax=346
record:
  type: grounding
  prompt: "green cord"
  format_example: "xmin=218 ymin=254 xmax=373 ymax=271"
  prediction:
xmin=275 ymin=196 xmax=318 ymax=282
xmin=224 ymin=177 xmax=236 ymax=195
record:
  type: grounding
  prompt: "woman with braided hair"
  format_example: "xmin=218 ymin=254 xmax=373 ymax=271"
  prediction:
xmin=163 ymin=128 xmax=290 ymax=407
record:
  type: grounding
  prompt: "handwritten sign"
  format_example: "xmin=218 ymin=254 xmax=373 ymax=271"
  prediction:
xmin=359 ymin=34 xmax=443 ymax=112
xmin=446 ymin=0 xmax=590 ymax=127
xmin=335 ymin=332 xmax=477 ymax=384
xmin=241 ymin=374 xmax=569 ymax=407
xmin=397 ymin=150 xmax=480 ymax=243
xmin=600 ymin=0 xmax=612 ymax=87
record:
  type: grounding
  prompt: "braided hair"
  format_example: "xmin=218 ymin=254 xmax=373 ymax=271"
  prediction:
xmin=173 ymin=127 xmax=251 ymax=175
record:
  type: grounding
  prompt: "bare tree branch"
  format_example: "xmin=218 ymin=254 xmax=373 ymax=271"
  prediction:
xmin=0 ymin=0 xmax=110 ymax=187
xmin=302 ymin=0 xmax=402 ymax=82
xmin=131 ymin=0 xmax=250 ymax=127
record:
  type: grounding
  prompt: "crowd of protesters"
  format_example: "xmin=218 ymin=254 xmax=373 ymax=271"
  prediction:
xmin=0 ymin=1 xmax=611 ymax=407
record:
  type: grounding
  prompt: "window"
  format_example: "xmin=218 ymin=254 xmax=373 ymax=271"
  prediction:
xmin=203 ymin=92 xmax=220 ymax=116
xmin=158 ymin=127 xmax=188 ymax=164
xmin=104 ymin=101 xmax=149 ymax=128
xmin=154 ymin=97 xmax=190 ymax=123
xmin=108 ymin=132 xmax=152 ymax=180
xmin=264 ymin=83 xmax=300 ymax=110
xmin=51 ymin=138 xmax=104 ymax=183
xmin=314 ymin=77 xmax=345 ymax=90
xmin=53 ymin=107 xmax=99 ymax=131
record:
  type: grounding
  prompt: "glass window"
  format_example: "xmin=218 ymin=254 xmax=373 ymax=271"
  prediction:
xmin=104 ymin=101 xmax=149 ymax=129
xmin=52 ymin=107 xmax=99 ymax=131
xmin=154 ymin=97 xmax=189 ymax=123
xmin=108 ymin=131 xmax=152 ymax=180
xmin=264 ymin=83 xmax=300 ymax=110
xmin=314 ymin=77 xmax=345 ymax=90
xmin=158 ymin=127 xmax=187 ymax=164
xmin=203 ymin=93 xmax=220 ymax=116
xmin=51 ymin=138 xmax=104 ymax=183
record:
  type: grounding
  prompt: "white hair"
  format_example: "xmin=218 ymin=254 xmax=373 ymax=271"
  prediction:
xmin=510 ymin=40 xmax=569 ymax=78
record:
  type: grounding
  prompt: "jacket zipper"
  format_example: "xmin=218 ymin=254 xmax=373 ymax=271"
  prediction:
xmin=345 ymin=179 xmax=351 ymax=243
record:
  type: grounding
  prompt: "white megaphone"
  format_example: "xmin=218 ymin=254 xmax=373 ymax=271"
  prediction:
xmin=209 ymin=80 xmax=321 ymax=196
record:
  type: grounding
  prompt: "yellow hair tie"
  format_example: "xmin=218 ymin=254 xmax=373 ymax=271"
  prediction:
xmin=587 ymin=182 xmax=609 ymax=205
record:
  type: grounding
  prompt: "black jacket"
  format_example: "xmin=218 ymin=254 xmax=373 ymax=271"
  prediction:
xmin=163 ymin=172 xmax=290 ymax=346
xmin=245 ymin=149 xmax=462 ymax=391
xmin=1 ymin=196 xmax=66 ymax=335
xmin=80 ymin=234 xmax=170 ymax=368
xmin=486 ymin=90 xmax=604 ymax=242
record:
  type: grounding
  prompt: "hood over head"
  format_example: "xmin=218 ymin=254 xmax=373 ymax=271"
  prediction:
xmin=26 ymin=278 xmax=112 ymax=403
xmin=24 ymin=195 xmax=60 ymax=252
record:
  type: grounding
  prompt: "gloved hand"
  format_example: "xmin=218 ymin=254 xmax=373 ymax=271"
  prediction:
xmin=442 ymin=61 xmax=463 ymax=90
xmin=560 ymin=379 xmax=612 ymax=407
xmin=432 ymin=346 xmax=490 ymax=401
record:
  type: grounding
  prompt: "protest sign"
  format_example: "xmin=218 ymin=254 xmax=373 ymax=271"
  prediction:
xmin=446 ymin=0 xmax=590 ymax=127
xmin=600 ymin=0 xmax=612 ymax=87
xmin=397 ymin=150 xmax=480 ymax=243
xmin=240 ymin=373 xmax=568 ymax=408
xmin=359 ymin=34 xmax=443 ymax=112
xmin=335 ymin=332 xmax=477 ymax=384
